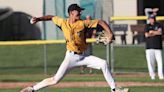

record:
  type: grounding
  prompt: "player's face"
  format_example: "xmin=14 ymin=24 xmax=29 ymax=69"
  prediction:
xmin=149 ymin=18 xmax=155 ymax=24
xmin=70 ymin=10 xmax=81 ymax=20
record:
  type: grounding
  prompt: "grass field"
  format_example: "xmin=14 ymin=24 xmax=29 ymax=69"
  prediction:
xmin=0 ymin=44 xmax=164 ymax=92
xmin=1 ymin=74 xmax=164 ymax=82
xmin=0 ymin=44 xmax=150 ymax=74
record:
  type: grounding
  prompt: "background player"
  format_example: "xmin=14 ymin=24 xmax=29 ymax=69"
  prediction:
xmin=145 ymin=15 xmax=164 ymax=80
xmin=21 ymin=3 xmax=128 ymax=92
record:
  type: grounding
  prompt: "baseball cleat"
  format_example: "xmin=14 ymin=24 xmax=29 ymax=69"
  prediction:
xmin=159 ymin=77 xmax=164 ymax=80
xmin=21 ymin=87 xmax=34 ymax=92
xmin=112 ymin=87 xmax=129 ymax=92
xmin=151 ymin=76 xmax=155 ymax=80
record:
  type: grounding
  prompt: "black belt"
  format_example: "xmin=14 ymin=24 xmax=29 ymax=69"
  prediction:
xmin=69 ymin=51 xmax=82 ymax=55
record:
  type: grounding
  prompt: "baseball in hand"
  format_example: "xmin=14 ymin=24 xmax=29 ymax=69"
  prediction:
xmin=30 ymin=18 xmax=35 ymax=24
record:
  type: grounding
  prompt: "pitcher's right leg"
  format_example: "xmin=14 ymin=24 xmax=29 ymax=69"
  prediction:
xmin=33 ymin=58 xmax=71 ymax=91
xmin=21 ymin=51 xmax=71 ymax=92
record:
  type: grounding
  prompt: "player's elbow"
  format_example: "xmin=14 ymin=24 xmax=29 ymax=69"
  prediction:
xmin=98 ymin=20 xmax=110 ymax=29
xmin=158 ymin=32 xmax=162 ymax=35
xmin=98 ymin=20 xmax=106 ymax=26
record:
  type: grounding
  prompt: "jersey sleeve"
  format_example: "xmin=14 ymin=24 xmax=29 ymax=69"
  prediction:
xmin=157 ymin=23 xmax=163 ymax=34
xmin=52 ymin=16 xmax=64 ymax=27
xmin=84 ymin=19 xmax=99 ymax=28
xmin=157 ymin=23 xmax=162 ymax=29
xmin=144 ymin=24 xmax=149 ymax=32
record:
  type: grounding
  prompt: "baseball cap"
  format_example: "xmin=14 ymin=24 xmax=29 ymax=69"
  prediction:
xmin=148 ymin=14 xmax=156 ymax=19
xmin=68 ymin=4 xmax=85 ymax=13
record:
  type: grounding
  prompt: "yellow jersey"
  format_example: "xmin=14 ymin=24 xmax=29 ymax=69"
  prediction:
xmin=52 ymin=16 xmax=99 ymax=53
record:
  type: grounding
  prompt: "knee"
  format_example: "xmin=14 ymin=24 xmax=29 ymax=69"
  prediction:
xmin=100 ymin=60 xmax=108 ymax=69
xmin=51 ymin=77 xmax=59 ymax=85
xmin=44 ymin=77 xmax=58 ymax=85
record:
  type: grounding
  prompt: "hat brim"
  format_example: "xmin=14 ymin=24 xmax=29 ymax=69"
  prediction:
xmin=77 ymin=7 xmax=85 ymax=11
xmin=148 ymin=17 xmax=156 ymax=19
xmin=81 ymin=8 xmax=85 ymax=10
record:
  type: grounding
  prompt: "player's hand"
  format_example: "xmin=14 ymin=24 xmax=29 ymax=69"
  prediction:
xmin=30 ymin=17 xmax=39 ymax=24
xmin=149 ymin=31 xmax=155 ymax=36
xmin=96 ymin=31 xmax=114 ymax=45
xmin=153 ymin=8 xmax=159 ymax=12
xmin=149 ymin=30 xmax=154 ymax=34
xmin=146 ymin=31 xmax=155 ymax=37
xmin=105 ymin=35 xmax=114 ymax=44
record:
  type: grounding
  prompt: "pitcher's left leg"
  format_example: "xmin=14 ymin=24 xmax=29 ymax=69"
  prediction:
xmin=77 ymin=55 xmax=116 ymax=89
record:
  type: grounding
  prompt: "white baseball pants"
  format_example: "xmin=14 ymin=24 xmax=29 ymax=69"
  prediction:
xmin=33 ymin=50 xmax=116 ymax=91
xmin=146 ymin=49 xmax=164 ymax=79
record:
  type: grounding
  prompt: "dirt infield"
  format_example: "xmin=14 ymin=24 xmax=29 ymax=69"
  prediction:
xmin=1 ymin=73 xmax=164 ymax=89
xmin=1 ymin=81 xmax=164 ymax=89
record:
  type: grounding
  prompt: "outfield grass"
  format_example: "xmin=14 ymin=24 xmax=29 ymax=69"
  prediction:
xmin=113 ymin=46 xmax=147 ymax=72
xmin=0 ymin=44 xmax=163 ymax=91
xmin=1 ymin=87 xmax=164 ymax=92
xmin=1 ymin=73 xmax=164 ymax=83
xmin=0 ymin=44 xmax=162 ymax=74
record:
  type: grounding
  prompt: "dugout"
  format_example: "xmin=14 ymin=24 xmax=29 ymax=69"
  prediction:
xmin=0 ymin=9 xmax=41 ymax=41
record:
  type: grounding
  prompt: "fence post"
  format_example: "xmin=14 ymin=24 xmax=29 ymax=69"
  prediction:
xmin=109 ymin=20 xmax=114 ymax=73
xmin=43 ymin=0 xmax=47 ymax=75
xmin=106 ymin=44 xmax=110 ymax=65
xmin=110 ymin=43 xmax=114 ymax=73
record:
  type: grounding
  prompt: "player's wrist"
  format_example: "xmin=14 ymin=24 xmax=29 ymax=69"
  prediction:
xmin=36 ymin=17 xmax=42 ymax=21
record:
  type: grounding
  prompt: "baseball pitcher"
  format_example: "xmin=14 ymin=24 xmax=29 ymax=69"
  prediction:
xmin=21 ymin=4 xmax=128 ymax=92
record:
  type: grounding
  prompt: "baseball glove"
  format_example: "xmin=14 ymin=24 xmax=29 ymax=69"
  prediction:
xmin=96 ymin=31 xmax=115 ymax=45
